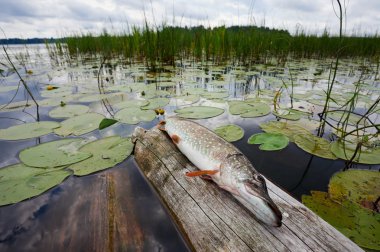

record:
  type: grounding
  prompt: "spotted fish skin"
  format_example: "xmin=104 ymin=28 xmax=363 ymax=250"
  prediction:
xmin=164 ymin=117 xmax=282 ymax=227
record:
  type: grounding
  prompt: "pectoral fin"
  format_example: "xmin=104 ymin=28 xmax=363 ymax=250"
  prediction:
xmin=171 ymin=134 xmax=180 ymax=144
xmin=186 ymin=170 xmax=219 ymax=177
xmin=157 ymin=121 xmax=166 ymax=131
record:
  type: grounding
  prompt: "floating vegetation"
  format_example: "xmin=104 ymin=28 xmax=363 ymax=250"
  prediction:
xmin=173 ymin=95 xmax=200 ymax=105
xmin=19 ymin=138 xmax=91 ymax=168
xmin=49 ymin=104 xmax=90 ymax=118
xmin=99 ymin=118 xmax=118 ymax=130
xmin=0 ymin=163 xmax=71 ymax=206
xmin=272 ymin=109 xmax=301 ymax=121
xmin=302 ymin=170 xmax=380 ymax=251
xmin=0 ymin=86 xmax=18 ymax=93
xmin=329 ymin=170 xmax=380 ymax=205
xmin=330 ymin=141 xmax=380 ymax=164
xmin=114 ymin=99 xmax=149 ymax=109
xmin=260 ymin=121 xmax=311 ymax=142
xmin=69 ymin=136 xmax=133 ymax=176
xmin=228 ymin=101 xmax=271 ymax=118
xmin=141 ymin=97 xmax=170 ymax=110
xmin=0 ymin=121 xmax=60 ymax=140
xmin=201 ymin=92 xmax=229 ymax=100
xmin=114 ymin=107 xmax=156 ymax=124
xmin=294 ymin=134 xmax=336 ymax=160
xmin=54 ymin=113 xmax=105 ymax=136
xmin=174 ymin=106 xmax=224 ymax=119
xmin=248 ymin=132 xmax=289 ymax=151
xmin=78 ymin=93 xmax=119 ymax=102
xmin=214 ymin=124 xmax=244 ymax=142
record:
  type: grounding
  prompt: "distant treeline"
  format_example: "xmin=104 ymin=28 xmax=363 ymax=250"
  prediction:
xmin=64 ymin=25 xmax=380 ymax=66
xmin=0 ymin=38 xmax=59 ymax=45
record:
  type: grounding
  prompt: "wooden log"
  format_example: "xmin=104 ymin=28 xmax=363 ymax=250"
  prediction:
xmin=132 ymin=126 xmax=364 ymax=252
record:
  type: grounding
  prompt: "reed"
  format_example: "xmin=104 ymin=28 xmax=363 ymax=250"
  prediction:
xmin=65 ymin=24 xmax=380 ymax=69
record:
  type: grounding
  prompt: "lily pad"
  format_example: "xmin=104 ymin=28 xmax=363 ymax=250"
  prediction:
xmin=0 ymin=163 xmax=71 ymax=206
xmin=330 ymin=141 xmax=380 ymax=164
xmin=19 ymin=138 xmax=92 ymax=168
xmin=273 ymin=109 xmax=301 ymax=121
xmin=248 ymin=132 xmax=289 ymax=151
xmin=114 ymin=100 xmax=149 ymax=109
xmin=115 ymin=107 xmax=156 ymax=124
xmin=141 ymin=98 xmax=170 ymax=110
xmin=0 ymin=100 xmax=34 ymax=112
xmin=201 ymin=92 xmax=229 ymax=100
xmin=69 ymin=136 xmax=133 ymax=176
xmin=0 ymin=86 xmax=18 ymax=93
xmin=49 ymin=105 xmax=90 ymax=118
xmin=302 ymin=191 xmax=380 ymax=251
xmin=229 ymin=101 xmax=271 ymax=118
xmin=329 ymin=170 xmax=380 ymax=204
xmin=54 ymin=113 xmax=105 ymax=136
xmin=175 ymin=106 xmax=224 ymax=119
xmin=78 ymin=93 xmax=118 ymax=102
xmin=174 ymin=95 xmax=200 ymax=104
xmin=260 ymin=121 xmax=311 ymax=142
xmin=0 ymin=121 xmax=60 ymax=140
xmin=214 ymin=124 xmax=244 ymax=142
xmin=327 ymin=111 xmax=369 ymax=126
xmin=294 ymin=134 xmax=336 ymax=159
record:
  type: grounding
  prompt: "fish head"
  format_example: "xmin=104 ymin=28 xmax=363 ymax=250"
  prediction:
xmin=235 ymin=174 xmax=282 ymax=227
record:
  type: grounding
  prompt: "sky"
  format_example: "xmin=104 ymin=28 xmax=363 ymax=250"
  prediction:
xmin=0 ymin=0 xmax=379 ymax=38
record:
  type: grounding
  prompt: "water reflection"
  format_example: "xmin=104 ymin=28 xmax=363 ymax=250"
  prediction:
xmin=0 ymin=158 xmax=189 ymax=252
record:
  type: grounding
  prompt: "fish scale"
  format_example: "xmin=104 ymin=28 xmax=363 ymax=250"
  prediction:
xmin=163 ymin=117 xmax=283 ymax=227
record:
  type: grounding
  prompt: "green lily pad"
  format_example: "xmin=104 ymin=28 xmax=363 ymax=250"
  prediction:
xmin=69 ymin=136 xmax=133 ymax=176
xmin=302 ymin=191 xmax=380 ymax=251
xmin=40 ymin=87 xmax=73 ymax=98
xmin=54 ymin=113 xmax=105 ymax=136
xmin=49 ymin=105 xmax=90 ymax=118
xmin=330 ymin=141 xmax=380 ymax=164
xmin=329 ymin=170 xmax=380 ymax=204
xmin=248 ymin=132 xmax=289 ymax=151
xmin=114 ymin=100 xmax=149 ymax=109
xmin=174 ymin=95 xmax=200 ymax=104
xmin=114 ymin=107 xmax=156 ymax=124
xmin=0 ymin=163 xmax=71 ymax=206
xmin=0 ymin=86 xmax=18 ymax=93
xmin=0 ymin=121 xmax=61 ymax=140
xmin=201 ymin=92 xmax=229 ymax=100
xmin=0 ymin=100 xmax=34 ymax=112
xmin=19 ymin=138 xmax=92 ymax=168
xmin=273 ymin=109 xmax=301 ymax=121
xmin=327 ymin=111 xmax=369 ymax=126
xmin=99 ymin=118 xmax=118 ymax=130
xmin=229 ymin=101 xmax=271 ymax=118
xmin=78 ymin=93 xmax=118 ymax=103
xmin=141 ymin=98 xmax=170 ymax=110
xmin=175 ymin=106 xmax=224 ymax=119
xmin=260 ymin=121 xmax=311 ymax=142
xmin=294 ymin=134 xmax=336 ymax=159
xmin=214 ymin=124 xmax=244 ymax=142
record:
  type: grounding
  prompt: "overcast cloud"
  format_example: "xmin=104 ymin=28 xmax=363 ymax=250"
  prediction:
xmin=0 ymin=0 xmax=379 ymax=38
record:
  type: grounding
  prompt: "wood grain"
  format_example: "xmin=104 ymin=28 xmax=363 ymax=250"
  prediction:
xmin=132 ymin=126 xmax=364 ymax=252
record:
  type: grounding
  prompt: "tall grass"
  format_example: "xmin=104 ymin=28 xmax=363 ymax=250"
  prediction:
xmin=65 ymin=24 xmax=380 ymax=68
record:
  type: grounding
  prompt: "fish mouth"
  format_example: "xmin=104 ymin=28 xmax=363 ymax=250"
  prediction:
xmin=239 ymin=181 xmax=283 ymax=227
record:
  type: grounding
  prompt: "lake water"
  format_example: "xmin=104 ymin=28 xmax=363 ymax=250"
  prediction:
xmin=0 ymin=44 xmax=379 ymax=251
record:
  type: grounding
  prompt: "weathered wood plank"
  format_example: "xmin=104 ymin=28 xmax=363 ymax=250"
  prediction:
xmin=132 ymin=127 xmax=364 ymax=252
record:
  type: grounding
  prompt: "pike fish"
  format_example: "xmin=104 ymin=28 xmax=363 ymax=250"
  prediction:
xmin=161 ymin=117 xmax=282 ymax=227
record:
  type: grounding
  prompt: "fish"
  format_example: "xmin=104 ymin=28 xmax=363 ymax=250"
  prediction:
xmin=159 ymin=117 xmax=282 ymax=227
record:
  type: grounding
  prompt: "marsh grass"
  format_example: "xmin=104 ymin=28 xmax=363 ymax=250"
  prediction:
xmin=65 ymin=25 xmax=380 ymax=69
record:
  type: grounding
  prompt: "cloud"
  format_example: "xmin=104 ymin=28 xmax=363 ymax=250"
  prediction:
xmin=0 ymin=0 xmax=379 ymax=38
